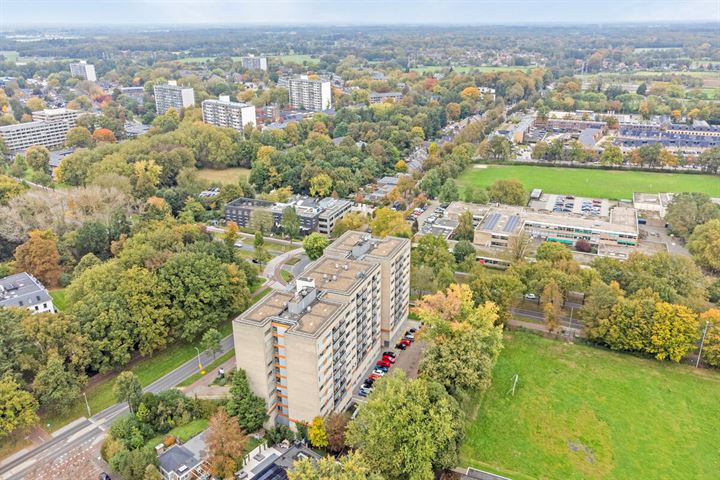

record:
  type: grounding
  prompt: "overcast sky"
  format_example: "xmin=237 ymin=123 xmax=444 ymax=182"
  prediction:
xmin=1 ymin=0 xmax=719 ymax=27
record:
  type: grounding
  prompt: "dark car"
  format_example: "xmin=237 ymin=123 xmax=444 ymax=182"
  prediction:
xmin=409 ymin=328 xmax=417 ymax=334
xmin=99 ymin=474 xmax=112 ymax=480
xmin=396 ymin=342 xmax=407 ymax=350
xmin=383 ymin=351 xmax=396 ymax=358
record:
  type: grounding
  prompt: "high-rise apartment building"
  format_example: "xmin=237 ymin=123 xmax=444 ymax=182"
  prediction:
xmin=240 ymin=55 xmax=268 ymax=71
xmin=286 ymin=75 xmax=332 ymax=112
xmin=201 ymin=95 xmax=256 ymax=131
xmin=153 ymin=81 xmax=195 ymax=115
xmin=69 ymin=61 xmax=97 ymax=82
xmin=232 ymin=231 xmax=410 ymax=428
xmin=0 ymin=108 xmax=79 ymax=152
xmin=324 ymin=231 xmax=411 ymax=346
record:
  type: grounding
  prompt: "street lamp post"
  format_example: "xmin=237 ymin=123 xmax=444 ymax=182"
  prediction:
xmin=194 ymin=347 xmax=203 ymax=370
xmin=696 ymin=320 xmax=710 ymax=368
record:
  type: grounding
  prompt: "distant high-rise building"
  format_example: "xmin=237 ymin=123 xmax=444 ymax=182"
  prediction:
xmin=286 ymin=75 xmax=332 ymax=112
xmin=201 ymin=95 xmax=256 ymax=131
xmin=119 ymin=86 xmax=146 ymax=104
xmin=69 ymin=61 xmax=97 ymax=82
xmin=153 ymin=81 xmax=195 ymax=115
xmin=0 ymin=108 xmax=79 ymax=152
xmin=240 ymin=55 xmax=268 ymax=71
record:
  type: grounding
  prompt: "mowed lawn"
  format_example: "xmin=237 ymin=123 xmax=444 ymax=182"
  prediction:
xmin=458 ymin=165 xmax=720 ymax=200
xmin=460 ymin=332 xmax=720 ymax=480
xmin=196 ymin=167 xmax=251 ymax=185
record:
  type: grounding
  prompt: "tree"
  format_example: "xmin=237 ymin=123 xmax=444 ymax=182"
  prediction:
xmin=536 ymin=242 xmax=573 ymax=263
xmin=32 ymin=352 xmax=85 ymax=415
xmin=65 ymin=126 xmax=95 ymax=148
xmin=303 ymin=232 xmax=329 ymax=260
xmin=487 ymin=179 xmax=527 ymax=205
xmin=700 ymin=309 xmax=720 ymax=367
xmin=201 ymin=328 xmax=223 ymax=360
xmin=333 ymin=212 xmax=367 ymax=237
xmin=309 ymin=174 xmax=333 ymax=197
xmin=468 ymin=266 xmax=524 ymax=324
xmin=664 ymin=193 xmax=720 ymax=239
xmin=226 ymin=369 xmax=267 ymax=432
xmin=14 ymin=230 xmax=62 ymax=288
xmin=647 ymin=302 xmax=699 ymax=362
xmin=114 ymin=371 xmax=142 ymax=414
xmin=370 ymin=207 xmax=411 ymax=238
xmin=346 ymin=370 xmax=464 ymax=480
xmin=75 ymin=221 xmax=110 ymax=259
xmin=253 ymin=231 xmax=270 ymax=264
xmin=687 ymin=219 xmax=720 ymax=272
xmin=600 ymin=145 xmax=623 ymax=165
xmin=281 ymin=206 xmax=300 ymax=241
xmin=506 ymin=231 xmax=532 ymax=263
xmin=412 ymin=234 xmax=455 ymax=275
xmin=0 ymin=375 xmax=38 ymax=439
xmin=26 ymin=96 xmax=45 ymax=111
xmin=438 ymin=178 xmax=459 ymax=203
xmin=541 ymin=279 xmax=563 ymax=332
xmin=325 ymin=412 xmax=349 ymax=453
xmin=308 ymin=416 xmax=328 ymax=448
xmin=460 ymin=86 xmax=482 ymax=102
xmin=143 ymin=465 xmax=164 ymax=480
xmin=454 ymin=210 xmax=474 ymax=241
xmin=288 ymin=452 xmax=382 ymax=480
xmin=109 ymin=447 xmax=157 ymax=480
xmin=697 ymin=146 xmax=720 ymax=174
xmin=575 ymin=238 xmax=592 ymax=253
xmin=206 ymin=408 xmax=247 ymax=479
xmin=415 ymin=284 xmax=504 ymax=394
xmin=250 ymin=210 xmax=274 ymax=235
xmin=453 ymin=240 xmax=476 ymax=264
xmin=25 ymin=145 xmax=50 ymax=171
xmin=93 ymin=128 xmax=117 ymax=143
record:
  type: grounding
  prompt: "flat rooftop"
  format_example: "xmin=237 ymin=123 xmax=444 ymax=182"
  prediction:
xmin=609 ymin=206 xmax=638 ymax=227
xmin=445 ymin=201 xmax=489 ymax=220
xmin=325 ymin=230 xmax=407 ymax=260
xmin=0 ymin=272 xmax=51 ymax=309
xmin=477 ymin=207 xmax=525 ymax=235
xmin=239 ymin=289 xmax=344 ymax=336
xmin=302 ymin=256 xmax=376 ymax=294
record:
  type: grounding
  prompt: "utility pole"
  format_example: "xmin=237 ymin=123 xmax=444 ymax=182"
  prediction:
xmin=696 ymin=320 xmax=710 ymax=368
xmin=194 ymin=347 xmax=203 ymax=370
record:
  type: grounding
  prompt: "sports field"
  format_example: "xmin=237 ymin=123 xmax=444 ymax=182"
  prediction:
xmin=460 ymin=331 xmax=720 ymax=480
xmin=458 ymin=165 xmax=720 ymax=200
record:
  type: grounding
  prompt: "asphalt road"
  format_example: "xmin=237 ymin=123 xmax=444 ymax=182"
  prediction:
xmin=0 ymin=335 xmax=235 ymax=479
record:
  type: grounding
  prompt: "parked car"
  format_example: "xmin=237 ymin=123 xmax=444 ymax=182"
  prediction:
xmin=404 ymin=333 xmax=414 ymax=341
xmin=400 ymin=338 xmax=411 ymax=347
xmin=396 ymin=342 xmax=407 ymax=350
xmin=409 ymin=328 xmax=417 ymax=334
xmin=524 ymin=293 xmax=537 ymax=300
xmin=377 ymin=359 xmax=391 ymax=368
xmin=382 ymin=355 xmax=396 ymax=364
xmin=383 ymin=351 xmax=396 ymax=358
xmin=99 ymin=474 xmax=112 ymax=480
xmin=369 ymin=372 xmax=382 ymax=380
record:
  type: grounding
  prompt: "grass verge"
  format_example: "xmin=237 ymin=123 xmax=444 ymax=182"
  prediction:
xmin=49 ymin=289 xmax=68 ymax=311
xmin=177 ymin=349 xmax=235 ymax=387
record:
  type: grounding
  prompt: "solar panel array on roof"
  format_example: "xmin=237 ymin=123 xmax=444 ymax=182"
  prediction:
xmin=484 ymin=213 xmax=501 ymax=230
xmin=504 ymin=215 xmax=521 ymax=233
xmin=253 ymin=464 xmax=288 ymax=480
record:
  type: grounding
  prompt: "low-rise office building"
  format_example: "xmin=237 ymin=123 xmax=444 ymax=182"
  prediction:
xmin=201 ymin=95 xmax=257 ymax=131
xmin=473 ymin=205 xmax=638 ymax=254
xmin=546 ymin=118 xmax=607 ymax=132
xmin=120 ymin=86 xmax=146 ymax=104
xmin=224 ymin=196 xmax=351 ymax=235
xmin=154 ymin=81 xmax=195 ymax=115
xmin=0 ymin=108 xmax=79 ymax=152
xmin=0 ymin=272 xmax=55 ymax=313
xmin=69 ymin=60 xmax=96 ymax=82
xmin=240 ymin=55 xmax=268 ymax=71
xmin=324 ymin=231 xmax=411 ymax=346
xmin=368 ymin=91 xmax=403 ymax=104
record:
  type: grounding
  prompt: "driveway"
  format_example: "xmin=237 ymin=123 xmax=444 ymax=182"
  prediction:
xmin=640 ymin=225 xmax=690 ymax=257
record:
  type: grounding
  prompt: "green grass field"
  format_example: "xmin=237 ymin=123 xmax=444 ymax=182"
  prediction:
xmin=460 ymin=331 xmax=720 ymax=480
xmin=458 ymin=165 xmax=720 ymax=200
xmin=49 ymin=289 xmax=68 ymax=311
xmin=273 ymin=54 xmax=318 ymax=65
xmin=196 ymin=167 xmax=250 ymax=185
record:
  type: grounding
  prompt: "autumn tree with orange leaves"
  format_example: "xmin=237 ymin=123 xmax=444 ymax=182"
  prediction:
xmin=206 ymin=408 xmax=247 ymax=479
xmin=14 ymin=230 xmax=63 ymax=288
xmin=92 ymin=127 xmax=116 ymax=143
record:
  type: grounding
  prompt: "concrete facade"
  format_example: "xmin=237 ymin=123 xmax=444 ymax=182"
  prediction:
xmin=0 ymin=108 xmax=79 ymax=152
xmin=154 ymin=81 xmax=195 ymax=115
xmin=286 ymin=75 xmax=332 ymax=111
xmin=69 ymin=61 xmax=96 ymax=82
xmin=201 ymin=96 xmax=257 ymax=131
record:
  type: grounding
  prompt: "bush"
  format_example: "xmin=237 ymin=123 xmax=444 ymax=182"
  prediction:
xmin=100 ymin=436 xmax=126 ymax=463
xmin=163 ymin=435 xmax=176 ymax=447
xmin=265 ymin=425 xmax=294 ymax=446
xmin=575 ymin=239 xmax=592 ymax=253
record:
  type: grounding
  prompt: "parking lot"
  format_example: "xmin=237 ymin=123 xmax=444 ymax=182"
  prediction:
xmin=354 ymin=320 xmax=424 ymax=399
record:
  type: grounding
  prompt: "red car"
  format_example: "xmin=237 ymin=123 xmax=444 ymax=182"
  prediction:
xmin=369 ymin=372 xmax=382 ymax=380
xmin=382 ymin=355 xmax=396 ymax=364
xmin=400 ymin=338 xmax=411 ymax=347
xmin=377 ymin=359 xmax=391 ymax=369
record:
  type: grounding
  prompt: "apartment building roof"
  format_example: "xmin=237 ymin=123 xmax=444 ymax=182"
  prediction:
xmin=0 ymin=272 xmax=52 ymax=309
xmin=302 ymin=256 xmax=377 ymax=294
xmin=326 ymin=230 xmax=407 ymax=260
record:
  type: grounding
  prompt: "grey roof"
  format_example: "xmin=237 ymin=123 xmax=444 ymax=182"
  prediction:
xmin=49 ymin=148 xmax=75 ymax=168
xmin=0 ymin=272 xmax=52 ymax=309
xmin=158 ymin=445 xmax=201 ymax=476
